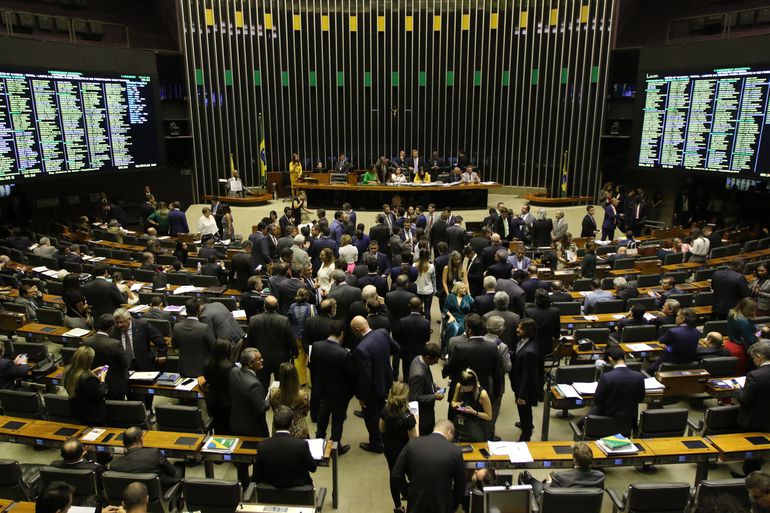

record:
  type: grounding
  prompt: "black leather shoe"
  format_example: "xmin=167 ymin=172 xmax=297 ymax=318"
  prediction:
xmin=354 ymin=410 xmax=364 ymax=418
xmin=338 ymin=444 xmax=351 ymax=455
xmin=360 ymin=442 xmax=384 ymax=453
xmin=518 ymin=470 xmax=534 ymax=485
xmin=488 ymin=435 xmax=502 ymax=442
xmin=515 ymin=421 xmax=522 ymax=428
xmin=730 ymin=471 xmax=746 ymax=479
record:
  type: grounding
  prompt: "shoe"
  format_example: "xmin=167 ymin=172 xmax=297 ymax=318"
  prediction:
xmin=730 ymin=471 xmax=746 ymax=479
xmin=394 ymin=508 xmax=405 ymax=513
xmin=515 ymin=422 xmax=522 ymax=428
xmin=354 ymin=410 xmax=364 ymax=418
xmin=360 ymin=442 xmax=384 ymax=453
xmin=518 ymin=470 xmax=534 ymax=485
xmin=338 ymin=444 xmax=351 ymax=455
xmin=488 ymin=435 xmax=502 ymax=442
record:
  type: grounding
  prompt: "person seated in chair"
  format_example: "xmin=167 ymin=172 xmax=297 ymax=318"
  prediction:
xmin=462 ymin=467 xmax=498 ymax=513
xmin=616 ymin=304 xmax=649 ymax=334
xmin=51 ymin=438 xmax=105 ymax=490
xmin=648 ymin=308 xmax=700 ymax=373
xmin=697 ymin=332 xmax=731 ymax=359
xmin=0 ymin=342 xmax=29 ymax=390
xmin=253 ymin=405 xmax=317 ymax=488
xmin=109 ymin=426 xmax=183 ymax=490
xmin=122 ymin=482 xmax=149 ymax=513
xmin=519 ymin=442 xmax=604 ymax=498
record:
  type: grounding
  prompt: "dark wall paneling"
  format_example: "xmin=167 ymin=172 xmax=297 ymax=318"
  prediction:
xmin=179 ymin=0 xmax=614 ymax=198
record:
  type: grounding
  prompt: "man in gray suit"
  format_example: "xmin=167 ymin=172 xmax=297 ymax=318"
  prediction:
xmin=482 ymin=292 xmax=521 ymax=348
xmin=408 ymin=343 xmax=444 ymax=436
xmin=173 ymin=299 xmax=215 ymax=377
xmin=551 ymin=210 xmax=568 ymax=242
xmin=199 ymin=301 xmax=244 ymax=358
xmin=519 ymin=442 xmax=604 ymax=498
xmin=494 ymin=276 xmax=527 ymax=318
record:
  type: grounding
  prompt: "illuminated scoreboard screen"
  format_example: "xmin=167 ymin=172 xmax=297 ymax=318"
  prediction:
xmin=0 ymin=67 xmax=161 ymax=184
xmin=637 ymin=67 xmax=770 ymax=177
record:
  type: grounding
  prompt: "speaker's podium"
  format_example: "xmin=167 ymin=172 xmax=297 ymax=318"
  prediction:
xmin=202 ymin=179 xmax=272 ymax=206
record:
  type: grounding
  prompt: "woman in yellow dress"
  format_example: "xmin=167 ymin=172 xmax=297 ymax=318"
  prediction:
xmin=289 ymin=153 xmax=303 ymax=195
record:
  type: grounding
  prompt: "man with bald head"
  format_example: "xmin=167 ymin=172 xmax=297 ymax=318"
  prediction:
xmin=247 ymin=295 xmax=297 ymax=386
xmin=351 ymin=316 xmax=400 ymax=453
xmin=481 ymin=233 xmax=504 ymax=267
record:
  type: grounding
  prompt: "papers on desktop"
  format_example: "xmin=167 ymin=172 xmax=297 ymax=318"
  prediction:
xmin=643 ymin=313 xmax=657 ymax=321
xmin=487 ymin=441 xmax=533 ymax=463
xmin=80 ymin=428 xmax=105 ymax=442
xmin=734 ymin=376 xmax=746 ymax=387
xmin=583 ymin=315 xmax=598 ymax=321
xmin=128 ymin=304 xmax=149 ymax=314
xmin=612 ymin=314 xmax=626 ymax=320
xmin=644 ymin=377 xmax=665 ymax=391
xmin=306 ymin=438 xmax=325 ymax=460
xmin=572 ymin=382 xmax=599 ymax=396
xmin=129 ymin=283 xmax=144 ymax=292
xmin=556 ymin=384 xmax=582 ymax=399
xmin=626 ymin=343 xmax=654 ymax=352
xmin=232 ymin=309 xmax=246 ymax=319
xmin=63 ymin=328 xmax=90 ymax=338
xmin=173 ymin=285 xmax=202 ymax=295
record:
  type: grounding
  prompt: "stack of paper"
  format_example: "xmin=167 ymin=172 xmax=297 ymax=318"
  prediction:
xmin=584 ymin=315 xmax=599 ymax=321
xmin=173 ymin=285 xmax=198 ymax=295
xmin=626 ymin=343 xmax=654 ymax=352
xmin=128 ymin=304 xmax=150 ymax=314
xmin=306 ymin=438 xmax=325 ymax=460
xmin=203 ymin=436 xmax=239 ymax=453
xmin=644 ymin=377 xmax=665 ymax=391
xmin=231 ymin=309 xmax=246 ymax=319
xmin=612 ymin=314 xmax=626 ymax=320
xmin=80 ymin=428 xmax=105 ymax=442
xmin=164 ymin=305 xmax=186 ymax=314
xmin=556 ymin=384 xmax=581 ymax=399
xmin=487 ymin=441 xmax=533 ymax=463
xmin=572 ymin=382 xmax=599 ymax=396
xmin=129 ymin=283 xmax=144 ymax=292
xmin=63 ymin=328 xmax=91 ymax=338
xmin=129 ymin=371 xmax=160 ymax=382
xmin=596 ymin=434 xmax=638 ymax=456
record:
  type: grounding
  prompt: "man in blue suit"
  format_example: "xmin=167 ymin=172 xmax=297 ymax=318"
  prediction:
xmin=507 ymin=248 xmax=532 ymax=272
xmin=602 ymin=198 xmax=619 ymax=241
xmin=168 ymin=202 xmax=189 ymax=236
xmin=351 ymin=316 xmax=400 ymax=453
xmin=649 ymin=308 xmax=700 ymax=372
xmin=581 ymin=344 xmax=645 ymax=431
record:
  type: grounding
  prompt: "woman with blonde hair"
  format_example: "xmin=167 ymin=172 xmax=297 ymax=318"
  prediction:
xmin=64 ymin=346 xmax=108 ymax=425
xmin=727 ymin=297 xmax=758 ymax=349
xmin=450 ymin=368 xmax=492 ymax=442
xmin=442 ymin=281 xmax=474 ymax=354
xmin=268 ymin=362 xmax=310 ymax=438
xmin=338 ymin=234 xmax=358 ymax=271
xmin=379 ymin=382 xmax=418 ymax=513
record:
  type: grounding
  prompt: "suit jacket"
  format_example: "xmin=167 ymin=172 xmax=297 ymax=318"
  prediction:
xmin=482 ymin=309 xmax=520 ymax=348
xmin=508 ymin=255 xmax=532 ymax=272
xmin=200 ymin=301 xmax=244 ymax=344
xmin=109 ymin=447 xmax=180 ymax=488
xmin=466 ymin=257 xmax=485 ymax=298
xmin=172 ymin=318 xmax=215 ymax=377
xmin=328 ymin=282 xmax=362 ymax=325
xmin=0 ymin=358 xmax=29 ymax=389
xmin=278 ymin=278 xmax=316 ymax=315
xmin=333 ymin=158 xmax=353 ymax=173
xmin=392 ymin=433 xmax=466 ymax=513
xmin=551 ymin=468 xmax=605 ymax=489
xmin=471 ymin=292 xmax=496 ymax=316
xmin=738 ymin=364 xmax=770 ymax=431
xmin=308 ymin=338 xmax=355 ymax=401
xmin=658 ymin=325 xmax=700 ymax=366
xmin=83 ymin=333 xmax=129 ymax=399
xmin=521 ymin=278 xmax=549 ymax=303
xmin=602 ymin=205 xmax=618 ymax=230
xmin=369 ymin=224 xmax=392 ymax=252
xmin=593 ymin=365 xmax=645 ymax=422
xmin=581 ymin=214 xmax=598 ymax=238
xmin=229 ymin=252 xmax=254 ymax=292
xmin=711 ymin=268 xmax=751 ymax=316
xmin=309 ymin=237 xmax=339 ymax=271
xmin=247 ymin=311 xmax=296 ymax=367
xmin=511 ymin=339 xmax=542 ymax=404
xmin=397 ymin=313 xmax=431 ymax=364
xmin=525 ymin=305 xmax=561 ymax=358
xmin=250 ymin=233 xmax=272 ymax=269
xmin=405 ymin=157 xmax=426 ymax=172
xmin=552 ymin=218 xmax=568 ymax=241
xmin=549 ymin=291 xmax=574 ymax=304
xmin=487 ymin=261 xmax=513 ymax=281
xmin=353 ymin=328 xmax=399 ymax=400
xmin=531 ymin=219 xmax=553 ymax=247
xmin=83 ymin=278 xmax=125 ymax=320
xmin=357 ymin=273 xmax=389 ymax=298
xmin=302 ymin=315 xmax=333 ymax=352
xmin=109 ymin=319 xmax=166 ymax=372
xmin=445 ymin=225 xmax=468 ymax=254
xmin=228 ymin=367 xmax=269 ymax=436
xmin=430 ymin=220 xmax=448 ymax=252
xmin=444 ymin=336 xmax=503 ymax=399
xmin=408 ymin=356 xmax=437 ymax=434
xmin=385 ymin=288 xmax=417 ymax=337
xmin=494 ymin=279 xmax=527 ymax=317
xmin=168 ymin=209 xmax=189 ymax=236
xmin=254 ymin=432 xmax=317 ymax=487
xmin=469 ymin=236 xmax=491 ymax=257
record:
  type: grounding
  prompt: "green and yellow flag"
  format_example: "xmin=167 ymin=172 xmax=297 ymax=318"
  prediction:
xmin=258 ymin=113 xmax=267 ymax=184
xmin=560 ymin=151 xmax=568 ymax=197
xmin=229 ymin=152 xmax=236 ymax=174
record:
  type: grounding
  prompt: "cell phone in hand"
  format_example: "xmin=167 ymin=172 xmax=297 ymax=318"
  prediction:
xmin=436 ymin=388 xmax=446 ymax=395
xmin=456 ymin=406 xmax=467 ymax=413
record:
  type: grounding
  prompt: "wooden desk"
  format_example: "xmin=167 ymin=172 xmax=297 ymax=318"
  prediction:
xmin=143 ymin=431 xmax=206 ymax=459
xmin=17 ymin=420 xmax=86 ymax=447
xmin=42 ymin=368 xmax=204 ymax=399
xmin=7 ymin=503 xmax=35 ymax=513
xmin=560 ymin=313 xmax=628 ymax=328
xmin=0 ymin=416 xmax=34 ymax=438
xmin=300 ymin=182 xmax=502 ymax=209
xmin=708 ymin=433 xmax=770 ymax=462
xmin=91 ymin=240 xmax=148 ymax=253
xmin=16 ymin=323 xmax=93 ymax=344
xmin=0 ymin=500 xmax=13 ymax=513
xmin=571 ymin=341 xmax=665 ymax=362
xmin=79 ymin=427 xmax=126 ymax=454
xmin=642 ymin=437 xmax=718 ymax=482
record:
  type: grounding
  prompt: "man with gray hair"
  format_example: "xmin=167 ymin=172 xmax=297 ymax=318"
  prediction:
xmin=551 ymin=210 xmax=568 ymax=242
xmin=484 ymin=315 xmax=512 ymax=441
xmin=653 ymin=298 xmax=680 ymax=326
xmin=291 ymin=234 xmax=311 ymax=271
xmin=111 ymin=308 xmax=166 ymax=373
xmin=482 ymin=292 xmax=521 ymax=348
xmin=472 ymin=275 xmax=497 ymax=316
xmin=736 ymin=341 xmax=770 ymax=477
xmin=33 ymin=237 xmax=57 ymax=258
xmin=494 ymin=271 xmax=527 ymax=317
xmin=613 ymin=276 xmax=639 ymax=308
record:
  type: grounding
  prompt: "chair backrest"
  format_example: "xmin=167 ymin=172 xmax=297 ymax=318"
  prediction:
xmin=703 ymin=320 xmax=728 ymax=336
xmin=663 ymin=271 xmax=689 ymax=285
xmin=636 ymin=274 xmax=663 ymax=288
xmin=668 ymin=294 xmax=693 ymax=307
xmin=620 ymin=325 xmax=657 ymax=343
xmin=658 ymin=361 xmax=700 ymax=372
xmin=41 ymin=256 xmax=60 ymax=270
xmin=207 ymin=297 xmax=236 ymax=311
xmin=139 ymin=292 xmax=166 ymax=306
xmin=43 ymin=393 xmax=75 ymax=423
xmin=254 ymin=483 xmax=315 ymax=506
xmin=693 ymin=268 xmax=717 ymax=282
xmin=37 ymin=307 xmax=64 ymax=326
xmin=133 ymin=269 xmax=156 ymax=283
xmin=724 ymin=243 xmax=742 ymax=256
xmin=694 ymin=291 xmax=714 ymax=306
xmin=145 ymin=318 xmax=172 ymax=337
xmin=167 ymin=295 xmax=193 ymax=306
xmin=26 ymin=254 xmax=42 ymax=267
xmin=155 ymin=404 xmax=206 ymax=433
xmin=9 ymin=248 xmax=25 ymax=264
xmin=759 ymin=237 xmax=770 ymax=249
xmin=541 ymin=487 xmax=603 ymax=513
xmin=0 ymin=459 xmax=31 ymax=501
xmin=626 ymin=297 xmax=656 ymax=311
xmin=553 ymin=302 xmax=581 ymax=315
xmin=656 ymin=324 xmax=676 ymax=338
xmin=102 ymin=471 xmax=163 ymax=512
xmin=594 ymin=300 xmax=625 ymax=314
xmin=743 ymin=240 xmax=760 ymax=252
xmin=702 ymin=405 xmax=740 ymax=436
xmin=572 ymin=279 xmax=593 ymax=292
xmin=182 ymin=478 xmax=242 ymax=513
xmin=39 ymin=467 xmax=98 ymax=504
xmin=694 ymin=479 xmax=750 ymax=509
xmin=167 ymin=273 xmax=191 ymax=286
xmin=613 ymin=258 xmax=637 ymax=270
xmin=46 ymin=280 xmax=64 ymax=296
xmin=600 ymin=278 xmax=615 ymax=290
xmin=0 ymin=389 xmax=43 ymax=419
xmin=596 ymin=245 xmax=617 ymax=256
xmin=3 ymin=303 xmax=28 ymax=316
xmin=574 ymin=328 xmax=610 ymax=345
xmin=583 ymin=415 xmax=632 ymax=439
xmin=60 ymin=347 xmax=78 ymax=366
xmin=93 ymin=247 xmax=112 ymax=258
xmin=191 ymin=275 xmax=220 ymax=287
xmin=159 ymin=355 xmax=179 ymax=374
xmin=664 ymin=253 xmax=685 ymax=265
xmin=157 ymin=254 xmax=176 ymax=265
xmin=102 ymin=232 xmax=118 ymax=243
xmin=12 ymin=341 xmax=49 ymax=362
xmin=637 ymin=408 xmax=688 ymax=438
xmin=105 ymin=400 xmax=149 ymax=429
xmin=112 ymin=250 xmax=131 ymax=261
xmin=555 ymin=365 xmax=597 ymax=385
xmin=625 ymin=482 xmax=691 ymax=513
xmin=700 ymin=356 xmax=739 ymax=378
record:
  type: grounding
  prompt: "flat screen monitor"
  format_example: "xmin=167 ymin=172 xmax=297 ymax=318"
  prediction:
xmin=637 ymin=66 xmax=770 ymax=178
xmin=0 ymin=66 xmax=161 ymax=184
xmin=483 ymin=485 xmax=532 ymax=513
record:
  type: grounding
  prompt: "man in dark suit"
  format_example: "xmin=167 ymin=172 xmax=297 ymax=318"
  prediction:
xmin=519 ymin=442 xmax=605 ymax=498
xmin=277 ymin=265 xmax=316 ymax=315
xmin=351 ymin=316 xmax=400 ymax=453
xmin=253 ymin=405 xmax=317 ymax=487
xmin=198 ymin=239 xmax=225 ymax=261
xmin=464 ymin=246 xmax=485 ymax=298
xmin=200 ymin=301 xmax=244 ymax=353
xmin=649 ymin=308 xmax=700 ymax=372
xmin=309 ymin=225 xmax=339 ymax=272
xmin=712 ymin=258 xmax=751 ymax=319
xmin=110 ymin=427 xmax=183 ymax=490
xmin=482 ymin=292 xmax=521 ymax=349
xmin=250 ymin=222 xmax=272 ymax=271
xmin=511 ymin=319 xmax=542 ymax=441
xmin=652 ymin=298 xmax=680 ymax=327
xmin=356 ymin=257 xmax=389 ymax=297
xmin=167 ymin=202 xmax=189 ymax=236
xmin=602 ymin=198 xmax=619 ymax=241
xmin=112 ymin=309 xmax=166 ymax=372
xmin=653 ymin=276 xmax=683 ymax=309
xmin=360 ymin=241 xmax=390 ymax=276
xmin=199 ymin=255 xmax=228 ymax=285
xmin=472 ymin=276 xmax=497 ymax=316
xmin=495 ymin=276 xmax=527 ymax=318
xmin=385 ymin=275 xmax=417 ymax=343
xmin=51 ymin=438 xmax=105 ymax=490
xmin=83 ymin=314 xmax=128 ymax=400
xmin=481 ymin=234 xmax=505 ymax=268
xmin=549 ymin=281 xmax=573 ymax=304
xmin=581 ymin=205 xmax=598 ymax=238
xmin=310 ymin=320 xmax=354 ymax=454
xmin=172 ymin=300 xmax=215 ymax=378
xmin=486 ymin=249 xmax=513 ymax=281
xmin=369 ymin=214 xmax=392 ymax=251
xmin=469 ymin=227 xmax=492 ymax=256
xmin=229 ymin=241 xmax=255 ymax=292
xmin=392 ymin=420 xmax=466 ymax=513
xmin=405 ymin=149 xmax=425 ymax=177
xmin=247 ymin=296 xmax=296 ymax=385
xmin=328 ymin=270 xmax=362 ymax=330
xmin=83 ymin=265 xmax=125 ymax=321
xmin=408 ymin=343 xmax=444 ymax=436
xmin=445 ymin=216 xmax=468 ymax=254
xmin=397 ymin=298 xmax=431 ymax=380
xmin=430 ymin=213 xmax=449 ymax=255
xmin=494 ymin=208 xmax=516 ymax=241
xmin=333 ymin=152 xmax=353 ymax=173
xmin=738 ymin=342 xmax=770 ymax=476
xmin=0 ymin=343 xmax=29 ymax=390
xmin=526 ymin=289 xmax=561 ymax=359
xmin=520 ymin=265 xmax=550 ymax=303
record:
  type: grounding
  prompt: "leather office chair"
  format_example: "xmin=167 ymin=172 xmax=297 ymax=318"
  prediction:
xmin=3 ymin=303 xmax=29 ymax=316
xmin=0 ymin=459 xmax=43 ymax=501
xmin=134 ymin=270 xmax=157 ymax=283
xmin=694 ymin=291 xmax=714 ymax=306
xmin=663 ymin=271 xmax=690 ymax=285
xmin=636 ymin=409 xmax=688 ymax=438
xmin=572 ymin=279 xmax=593 ymax=292
xmin=613 ymin=258 xmax=637 ymax=270
xmin=700 ymin=356 xmax=739 ymax=378
xmin=183 ymin=478 xmax=253 ymax=513
xmin=0 ymin=389 xmax=44 ymax=419
xmin=607 ymin=482 xmax=690 ymax=513
xmin=157 ymin=255 xmax=176 ymax=266
xmin=191 ymin=275 xmax=220 ymax=287
xmin=43 ymin=393 xmax=75 ymax=423
xmin=541 ymin=488 xmax=603 ymax=513
xmin=45 ymin=281 xmax=64 ymax=296
xmin=254 ymin=483 xmax=326 ymax=511
xmin=167 ymin=273 xmax=192 ymax=286
xmin=112 ymin=250 xmax=131 ymax=261
xmin=93 ymin=247 xmax=112 ymax=258
xmin=570 ymin=415 xmax=632 ymax=441
xmin=594 ymin=300 xmax=625 ymax=314
xmin=626 ymin=297 xmax=656 ymax=311
xmin=207 ymin=297 xmax=237 ymax=311
xmin=105 ymin=400 xmax=150 ymax=429
xmin=139 ymin=292 xmax=167 ymax=306
xmin=693 ymin=268 xmax=717 ymax=282
xmin=658 ymin=361 xmax=700 ymax=372
xmin=552 ymin=364 xmax=597 ymax=419
xmin=692 ymin=479 xmax=750 ymax=510
xmin=59 ymin=347 xmax=78 ymax=366
xmin=155 ymin=404 xmax=210 ymax=434
xmin=687 ymin=405 xmax=740 ymax=436
xmin=39 ymin=467 xmax=99 ymax=505
xmin=663 ymin=253 xmax=684 ymax=265
xmin=167 ymin=295 xmax=194 ymax=307
xmin=574 ymin=328 xmax=611 ymax=345
xmin=146 ymin=318 xmax=172 ymax=337
xmin=636 ymin=274 xmax=663 ymax=288
xmin=36 ymin=307 xmax=64 ymax=326
xmin=103 ymin=471 xmax=181 ymax=513
xmin=553 ymin=302 xmax=581 ymax=315
xmin=619 ymin=325 xmax=657 ymax=343
xmin=703 ymin=320 xmax=728 ymax=336
xmin=656 ymin=324 xmax=677 ymax=338
xmin=668 ymin=294 xmax=693 ymax=307
xmin=11 ymin=341 xmax=49 ymax=362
